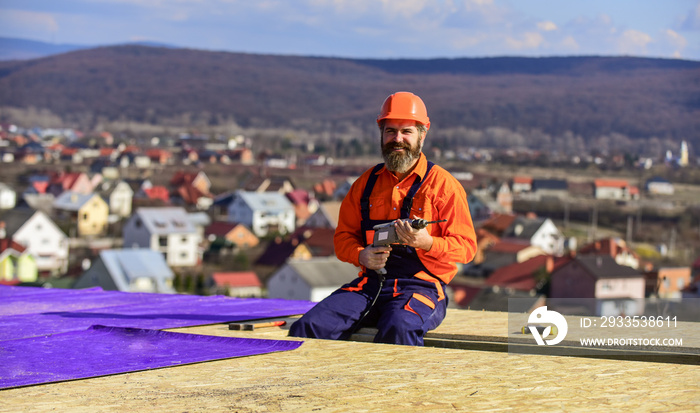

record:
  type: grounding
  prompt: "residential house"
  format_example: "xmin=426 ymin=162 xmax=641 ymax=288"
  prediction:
xmin=333 ymin=177 xmax=357 ymax=201
xmin=485 ymin=254 xmax=559 ymax=294
xmin=578 ymin=237 xmax=640 ymax=270
xmin=0 ymin=183 xmax=16 ymax=209
xmin=594 ymin=179 xmax=639 ymax=201
xmin=98 ymin=180 xmax=134 ymax=220
xmin=205 ymin=221 xmax=259 ymax=249
xmin=48 ymin=171 xmax=97 ymax=196
xmin=171 ymin=170 xmax=212 ymax=195
xmin=467 ymin=192 xmax=494 ymax=223
xmin=136 ymin=185 xmax=171 ymax=205
xmin=479 ymin=213 xmax=517 ymax=237
xmin=502 ymin=216 xmax=565 ymax=256
xmin=495 ymin=182 xmax=513 ymax=213
xmin=210 ymin=191 xmax=237 ymax=221
xmin=170 ymin=170 xmax=213 ymax=210
xmin=549 ymin=255 xmax=645 ymax=316
xmin=304 ymin=201 xmax=341 ymax=229
xmin=119 ymin=152 xmax=151 ymax=169
xmin=0 ymin=209 xmax=69 ymax=275
xmin=645 ymin=267 xmax=691 ymax=299
xmin=255 ymin=236 xmax=313 ymax=269
xmin=530 ymin=179 xmax=568 ymax=200
xmin=511 ymin=175 xmax=533 ymax=194
xmin=53 ymin=191 xmax=110 ymax=237
xmin=123 ymin=207 xmax=201 ymax=267
xmin=228 ymin=191 xmax=296 ymax=237
xmin=187 ymin=212 xmax=211 ymax=254
xmin=73 ymin=248 xmax=175 ymax=293
xmin=124 ymin=178 xmax=153 ymax=194
xmin=313 ymin=179 xmax=337 ymax=201
xmin=286 ymin=189 xmax=318 ymax=227
xmin=267 ymin=257 xmax=359 ymax=302
xmin=146 ymin=148 xmax=173 ymax=165
xmin=228 ymin=147 xmax=254 ymax=164
xmin=470 ymin=228 xmax=500 ymax=266
xmin=208 ymin=272 xmax=262 ymax=297
xmin=645 ymin=176 xmax=674 ymax=195
xmin=293 ymin=227 xmax=336 ymax=257
xmin=0 ymin=238 xmax=38 ymax=284
xmin=469 ymin=239 xmax=547 ymax=278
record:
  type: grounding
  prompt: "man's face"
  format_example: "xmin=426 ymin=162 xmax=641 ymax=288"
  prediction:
xmin=381 ymin=119 xmax=424 ymax=174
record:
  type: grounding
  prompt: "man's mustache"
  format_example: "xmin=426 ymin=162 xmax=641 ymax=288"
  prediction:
xmin=384 ymin=143 xmax=411 ymax=151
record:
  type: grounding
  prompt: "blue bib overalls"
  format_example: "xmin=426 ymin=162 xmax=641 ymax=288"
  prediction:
xmin=289 ymin=162 xmax=448 ymax=346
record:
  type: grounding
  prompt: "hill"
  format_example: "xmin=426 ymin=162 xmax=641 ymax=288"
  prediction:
xmin=0 ymin=45 xmax=698 ymax=149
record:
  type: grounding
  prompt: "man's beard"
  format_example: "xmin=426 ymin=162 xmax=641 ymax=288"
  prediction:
xmin=382 ymin=140 xmax=422 ymax=174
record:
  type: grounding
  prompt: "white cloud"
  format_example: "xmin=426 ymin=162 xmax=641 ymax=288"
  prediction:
xmin=664 ymin=29 xmax=687 ymax=49
xmin=505 ymin=32 xmax=544 ymax=50
xmin=617 ymin=29 xmax=652 ymax=55
xmin=537 ymin=21 xmax=557 ymax=32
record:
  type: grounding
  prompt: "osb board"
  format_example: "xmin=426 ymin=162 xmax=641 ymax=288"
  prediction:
xmin=2 ymin=311 xmax=699 ymax=412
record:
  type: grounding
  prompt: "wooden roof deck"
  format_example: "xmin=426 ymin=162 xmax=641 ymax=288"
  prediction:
xmin=3 ymin=309 xmax=698 ymax=412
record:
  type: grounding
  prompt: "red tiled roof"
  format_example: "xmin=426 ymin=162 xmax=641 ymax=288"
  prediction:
xmin=486 ymin=255 xmax=571 ymax=291
xmin=286 ymin=189 xmax=310 ymax=205
xmin=0 ymin=238 xmax=26 ymax=254
xmin=594 ymin=179 xmax=629 ymax=188
xmin=513 ymin=176 xmax=532 ymax=184
xmin=489 ymin=239 xmax=532 ymax=253
xmin=205 ymin=222 xmax=239 ymax=237
xmin=143 ymin=186 xmax=170 ymax=202
xmin=212 ymin=272 xmax=261 ymax=288
xmin=170 ymin=171 xmax=198 ymax=186
xmin=480 ymin=213 xmax=516 ymax=234
xmin=177 ymin=184 xmax=206 ymax=205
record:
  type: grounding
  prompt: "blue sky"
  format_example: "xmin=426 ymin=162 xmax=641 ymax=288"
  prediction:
xmin=1 ymin=0 xmax=699 ymax=60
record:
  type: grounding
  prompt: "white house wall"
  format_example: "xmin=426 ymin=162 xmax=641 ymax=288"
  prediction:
xmin=13 ymin=212 xmax=68 ymax=274
xmin=164 ymin=233 xmax=199 ymax=267
xmin=532 ymin=220 xmax=564 ymax=256
xmin=0 ymin=188 xmax=16 ymax=209
xmin=110 ymin=183 xmax=133 ymax=217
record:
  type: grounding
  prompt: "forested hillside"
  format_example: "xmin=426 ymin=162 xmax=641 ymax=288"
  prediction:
xmin=0 ymin=45 xmax=698 ymax=150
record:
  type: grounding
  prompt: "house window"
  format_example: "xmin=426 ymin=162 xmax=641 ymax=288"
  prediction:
xmin=159 ymin=236 xmax=167 ymax=247
xmin=181 ymin=236 xmax=188 ymax=243
xmin=83 ymin=213 xmax=88 ymax=221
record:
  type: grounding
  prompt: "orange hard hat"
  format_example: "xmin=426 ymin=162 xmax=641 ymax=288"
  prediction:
xmin=376 ymin=91 xmax=430 ymax=130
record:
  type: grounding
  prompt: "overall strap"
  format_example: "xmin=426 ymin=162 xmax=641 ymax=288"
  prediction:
xmin=360 ymin=163 xmax=384 ymax=222
xmin=399 ymin=161 xmax=434 ymax=219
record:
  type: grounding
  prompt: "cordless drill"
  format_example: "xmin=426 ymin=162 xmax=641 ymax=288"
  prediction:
xmin=371 ymin=218 xmax=446 ymax=275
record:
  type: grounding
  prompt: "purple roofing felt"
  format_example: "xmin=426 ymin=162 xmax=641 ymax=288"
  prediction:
xmin=0 ymin=286 xmax=315 ymax=341
xmin=0 ymin=325 xmax=303 ymax=389
xmin=0 ymin=286 xmax=314 ymax=388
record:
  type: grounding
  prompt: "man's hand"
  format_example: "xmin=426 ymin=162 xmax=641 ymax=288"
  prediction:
xmin=394 ymin=220 xmax=434 ymax=251
xmin=359 ymin=245 xmax=392 ymax=271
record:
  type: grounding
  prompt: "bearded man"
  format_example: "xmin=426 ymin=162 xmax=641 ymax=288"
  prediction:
xmin=289 ymin=91 xmax=477 ymax=346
